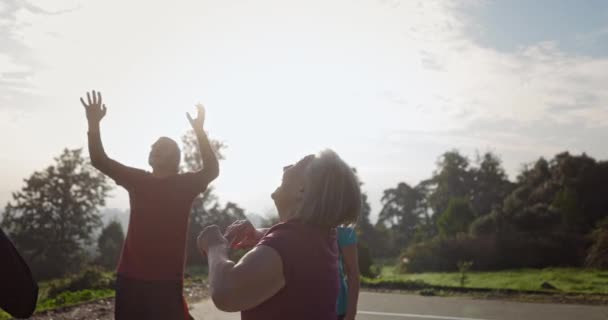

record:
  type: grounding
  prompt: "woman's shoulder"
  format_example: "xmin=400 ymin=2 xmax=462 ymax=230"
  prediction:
xmin=261 ymin=220 xmax=334 ymax=246
xmin=257 ymin=222 xmax=301 ymax=254
xmin=337 ymin=226 xmax=357 ymax=246
xmin=265 ymin=220 xmax=307 ymax=237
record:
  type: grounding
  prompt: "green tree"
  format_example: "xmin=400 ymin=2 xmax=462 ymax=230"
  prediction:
xmin=428 ymin=151 xmax=473 ymax=217
xmin=1 ymin=149 xmax=111 ymax=279
xmin=437 ymin=197 xmax=475 ymax=237
xmin=181 ymin=130 xmax=248 ymax=265
xmin=470 ymin=152 xmax=513 ymax=217
xmin=377 ymin=182 xmax=426 ymax=255
xmin=96 ymin=220 xmax=125 ymax=270
xmin=586 ymin=218 xmax=608 ymax=268
xmin=552 ymin=188 xmax=581 ymax=231
xmin=355 ymin=191 xmax=381 ymax=276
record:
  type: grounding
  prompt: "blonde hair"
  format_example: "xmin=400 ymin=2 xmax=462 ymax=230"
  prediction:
xmin=295 ymin=149 xmax=361 ymax=228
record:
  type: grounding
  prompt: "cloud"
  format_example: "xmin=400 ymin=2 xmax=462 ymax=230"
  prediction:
xmin=0 ymin=0 xmax=608 ymax=217
xmin=0 ymin=1 xmax=46 ymax=109
xmin=391 ymin=3 xmax=608 ymax=131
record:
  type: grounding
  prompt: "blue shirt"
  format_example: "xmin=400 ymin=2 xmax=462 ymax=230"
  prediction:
xmin=336 ymin=227 xmax=357 ymax=316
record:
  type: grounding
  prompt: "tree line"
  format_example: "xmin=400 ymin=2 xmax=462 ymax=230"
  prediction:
xmin=1 ymin=130 xmax=245 ymax=280
xmin=2 ymin=138 xmax=607 ymax=281
xmin=355 ymin=151 xmax=608 ymax=274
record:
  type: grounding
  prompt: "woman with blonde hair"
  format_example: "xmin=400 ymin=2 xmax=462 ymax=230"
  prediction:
xmin=197 ymin=149 xmax=361 ymax=320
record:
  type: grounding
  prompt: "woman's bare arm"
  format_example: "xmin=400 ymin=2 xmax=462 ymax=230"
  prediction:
xmin=200 ymin=226 xmax=285 ymax=312
xmin=342 ymin=244 xmax=360 ymax=320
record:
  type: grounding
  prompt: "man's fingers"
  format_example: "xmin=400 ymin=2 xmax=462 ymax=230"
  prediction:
xmin=97 ymin=91 xmax=102 ymax=105
xmin=80 ymin=97 xmax=87 ymax=108
xmin=102 ymin=104 xmax=107 ymax=116
xmin=92 ymin=90 xmax=97 ymax=104
xmin=197 ymin=104 xmax=205 ymax=115
xmin=186 ymin=112 xmax=194 ymax=124
xmin=86 ymin=92 xmax=92 ymax=105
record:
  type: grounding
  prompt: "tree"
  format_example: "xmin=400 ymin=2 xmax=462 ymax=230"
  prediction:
xmin=469 ymin=152 xmax=513 ymax=217
xmin=427 ymin=151 xmax=473 ymax=217
xmin=552 ymin=188 xmax=581 ymax=231
xmin=377 ymin=182 xmax=426 ymax=255
xmin=96 ymin=220 xmax=125 ymax=270
xmin=356 ymin=191 xmax=381 ymax=275
xmin=356 ymin=190 xmax=389 ymax=258
xmin=181 ymin=130 xmax=249 ymax=265
xmin=437 ymin=197 xmax=475 ymax=237
xmin=586 ymin=218 xmax=608 ymax=268
xmin=1 ymin=149 xmax=111 ymax=279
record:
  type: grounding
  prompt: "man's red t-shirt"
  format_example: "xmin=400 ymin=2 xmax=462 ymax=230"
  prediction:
xmin=89 ymin=131 xmax=207 ymax=281
xmin=116 ymin=170 xmax=205 ymax=280
xmin=241 ymin=221 xmax=339 ymax=320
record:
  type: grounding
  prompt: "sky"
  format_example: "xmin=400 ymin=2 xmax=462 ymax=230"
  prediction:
xmin=2 ymin=0 xmax=608 ymax=222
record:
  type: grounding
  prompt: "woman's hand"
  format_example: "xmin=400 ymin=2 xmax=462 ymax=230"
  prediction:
xmin=224 ymin=220 xmax=266 ymax=249
xmin=197 ymin=225 xmax=229 ymax=255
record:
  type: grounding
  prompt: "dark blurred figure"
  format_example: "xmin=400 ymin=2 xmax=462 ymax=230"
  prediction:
xmin=0 ymin=228 xmax=38 ymax=318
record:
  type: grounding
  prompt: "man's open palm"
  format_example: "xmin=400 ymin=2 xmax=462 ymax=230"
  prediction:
xmin=187 ymin=104 xmax=206 ymax=130
xmin=80 ymin=90 xmax=107 ymax=123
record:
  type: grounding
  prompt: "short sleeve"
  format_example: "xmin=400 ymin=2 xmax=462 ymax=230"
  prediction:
xmin=337 ymin=227 xmax=357 ymax=248
xmin=177 ymin=172 xmax=210 ymax=199
xmin=105 ymin=160 xmax=148 ymax=190
xmin=257 ymin=223 xmax=292 ymax=257
xmin=256 ymin=223 xmax=294 ymax=279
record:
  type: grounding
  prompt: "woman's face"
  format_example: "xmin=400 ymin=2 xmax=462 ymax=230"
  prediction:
xmin=271 ymin=155 xmax=315 ymax=220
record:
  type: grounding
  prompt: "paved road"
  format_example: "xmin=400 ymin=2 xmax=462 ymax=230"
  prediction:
xmin=190 ymin=292 xmax=608 ymax=320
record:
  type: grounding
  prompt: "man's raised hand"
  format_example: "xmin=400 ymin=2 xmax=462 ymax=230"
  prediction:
xmin=80 ymin=90 xmax=107 ymax=124
xmin=187 ymin=103 xmax=206 ymax=131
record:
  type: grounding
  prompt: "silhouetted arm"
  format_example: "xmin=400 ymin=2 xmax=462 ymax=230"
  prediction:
xmin=81 ymin=90 xmax=146 ymax=188
xmin=183 ymin=104 xmax=219 ymax=193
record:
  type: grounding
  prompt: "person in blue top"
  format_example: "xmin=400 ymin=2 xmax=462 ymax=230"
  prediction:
xmin=336 ymin=226 xmax=360 ymax=320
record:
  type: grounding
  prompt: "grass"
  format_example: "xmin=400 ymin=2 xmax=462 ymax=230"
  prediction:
xmin=0 ymin=288 xmax=114 ymax=320
xmin=375 ymin=266 xmax=608 ymax=294
xmin=0 ymin=269 xmax=117 ymax=320
xmin=36 ymin=289 xmax=114 ymax=311
xmin=0 ymin=268 xmax=209 ymax=320
xmin=1 ymin=267 xmax=603 ymax=318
